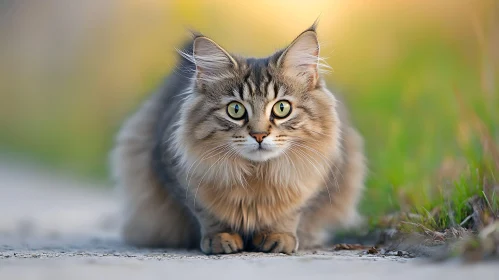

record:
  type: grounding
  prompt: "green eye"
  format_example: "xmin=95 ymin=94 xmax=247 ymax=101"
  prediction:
xmin=227 ymin=101 xmax=246 ymax=120
xmin=272 ymin=100 xmax=292 ymax=118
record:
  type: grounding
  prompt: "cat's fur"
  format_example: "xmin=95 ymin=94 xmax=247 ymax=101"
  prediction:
xmin=111 ymin=24 xmax=366 ymax=254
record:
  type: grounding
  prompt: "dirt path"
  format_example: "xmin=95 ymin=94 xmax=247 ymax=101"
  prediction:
xmin=0 ymin=161 xmax=497 ymax=279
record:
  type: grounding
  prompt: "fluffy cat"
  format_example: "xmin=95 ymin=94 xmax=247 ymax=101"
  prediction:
xmin=111 ymin=24 xmax=366 ymax=254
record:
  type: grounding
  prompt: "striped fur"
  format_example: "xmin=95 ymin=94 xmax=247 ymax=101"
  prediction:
xmin=112 ymin=26 xmax=366 ymax=254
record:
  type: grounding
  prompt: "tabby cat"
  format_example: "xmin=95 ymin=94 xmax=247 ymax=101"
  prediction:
xmin=111 ymin=24 xmax=366 ymax=254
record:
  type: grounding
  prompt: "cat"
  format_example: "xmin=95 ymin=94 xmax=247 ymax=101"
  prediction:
xmin=111 ymin=23 xmax=366 ymax=254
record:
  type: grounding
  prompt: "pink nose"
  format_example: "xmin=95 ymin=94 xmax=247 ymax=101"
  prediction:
xmin=249 ymin=132 xmax=268 ymax=143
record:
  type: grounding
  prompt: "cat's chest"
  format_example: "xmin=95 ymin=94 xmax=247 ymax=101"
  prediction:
xmin=197 ymin=176 xmax=321 ymax=232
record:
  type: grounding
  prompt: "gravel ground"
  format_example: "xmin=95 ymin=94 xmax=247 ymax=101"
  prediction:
xmin=0 ymin=161 xmax=497 ymax=280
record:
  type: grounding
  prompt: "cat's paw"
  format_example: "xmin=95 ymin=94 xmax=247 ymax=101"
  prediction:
xmin=252 ymin=232 xmax=297 ymax=254
xmin=200 ymin=232 xmax=244 ymax=254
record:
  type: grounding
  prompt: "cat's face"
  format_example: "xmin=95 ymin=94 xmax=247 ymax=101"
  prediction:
xmin=180 ymin=28 xmax=338 ymax=163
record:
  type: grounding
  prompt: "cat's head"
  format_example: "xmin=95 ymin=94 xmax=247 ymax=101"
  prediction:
xmin=178 ymin=25 xmax=339 ymax=163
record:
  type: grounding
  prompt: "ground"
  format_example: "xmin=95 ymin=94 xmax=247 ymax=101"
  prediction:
xmin=0 ymin=161 xmax=497 ymax=280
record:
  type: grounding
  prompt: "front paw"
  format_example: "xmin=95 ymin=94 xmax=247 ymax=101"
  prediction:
xmin=252 ymin=232 xmax=297 ymax=254
xmin=200 ymin=232 xmax=244 ymax=255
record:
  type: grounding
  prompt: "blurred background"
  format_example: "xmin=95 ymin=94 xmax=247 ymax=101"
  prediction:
xmin=1 ymin=0 xmax=498 ymax=229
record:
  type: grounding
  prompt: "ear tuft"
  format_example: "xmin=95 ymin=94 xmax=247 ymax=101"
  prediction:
xmin=192 ymin=37 xmax=237 ymax=82
xmin=308 ymin=17 xmax=319 ymax=32
xmin=278 ymin=30 xmax=320 ymax=89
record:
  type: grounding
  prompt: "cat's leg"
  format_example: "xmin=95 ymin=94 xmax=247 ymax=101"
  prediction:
xmin=193 ymin=210 xmax=244 ymax=254
xmin=251 ymin=214 xmax=300 ymax=254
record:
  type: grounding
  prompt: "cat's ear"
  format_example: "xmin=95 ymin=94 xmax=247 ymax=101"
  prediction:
xmin=277 ymin=28 xmax=320 ymax=89
xmin=192 ymin=36 xmax=238 ymax=82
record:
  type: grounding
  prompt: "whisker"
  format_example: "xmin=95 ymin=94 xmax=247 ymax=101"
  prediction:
xmin=193 ymin=147 xmax=234 ymax=207
xmin=226 ymin=149 xmax=248 ymax=189
xmin=287 ymin=147 xmax=329 ymax=198
xmin=287 ymin=140 xmax=343 ymax=193
xmin=186 ymin=144 xmax=231 ymax=194
xmin=289 ymin=145 xmax=333 ymax=206
xmin=186 ymin=143 xmax=229 ymax=182
xmin=289 ymin=138 xmax=345 ymax=182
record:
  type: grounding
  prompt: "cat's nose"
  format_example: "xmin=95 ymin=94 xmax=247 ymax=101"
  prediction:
xmin=249 ymin=132 xmax=269 ymax=144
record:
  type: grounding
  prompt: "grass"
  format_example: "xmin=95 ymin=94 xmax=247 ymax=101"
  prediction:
xmin=0 ymin=1 xmax=498 ymax=252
